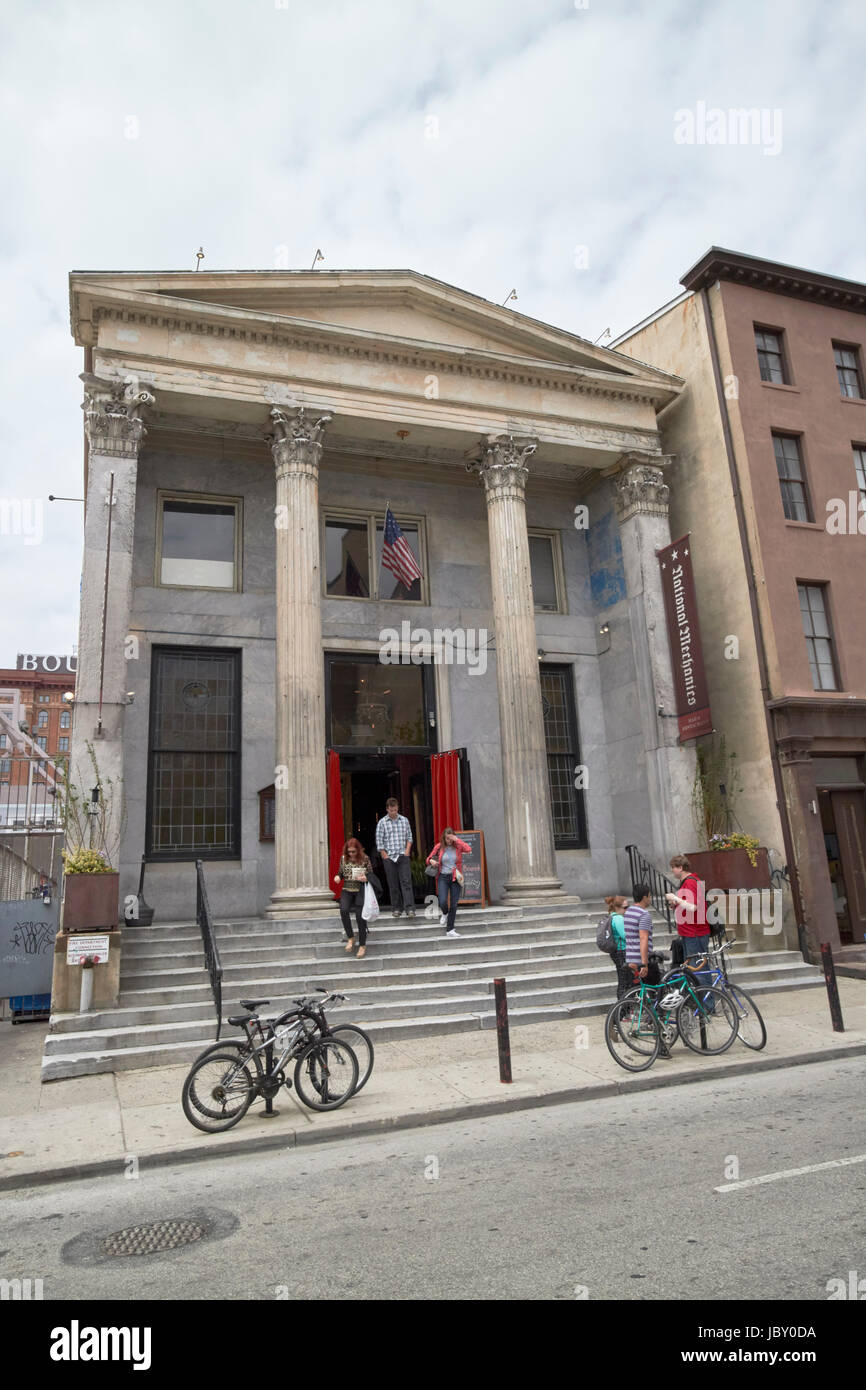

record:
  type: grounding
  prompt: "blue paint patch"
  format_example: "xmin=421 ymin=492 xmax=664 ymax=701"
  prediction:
xmin=586 ymin=510 xmax=626 ymax=609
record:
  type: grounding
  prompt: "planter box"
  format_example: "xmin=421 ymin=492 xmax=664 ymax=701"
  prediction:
xmin=686 ymin=848 xmax=770 ymax=893
xmin=61 ymin=872 xmax=120 ymax=932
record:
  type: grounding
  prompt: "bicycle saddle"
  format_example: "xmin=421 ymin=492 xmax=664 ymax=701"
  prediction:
xmin=239 ymin=997 xmax=270 ymax=1010
xmin=227 ymin=1014 xmax=255 ymax=1026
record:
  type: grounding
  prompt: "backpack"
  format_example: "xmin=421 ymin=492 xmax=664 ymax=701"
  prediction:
xmin=596 ymin=913 xmax=616 ymax=954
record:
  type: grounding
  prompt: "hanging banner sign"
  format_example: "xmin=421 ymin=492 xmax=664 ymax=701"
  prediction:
xmin=657 ymin=534 xmax=713 ymax=743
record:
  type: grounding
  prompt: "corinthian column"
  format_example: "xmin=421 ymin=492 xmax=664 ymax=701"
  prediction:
xmin=470 ymin=436 xmax=563 ymax=899
xmin=612 ymin=452 xmax=695 ymax=862
xmin=266 ymin=405 xmax=333 ymax=917
xmin=72 ymin=374 xmax=154 ymax=867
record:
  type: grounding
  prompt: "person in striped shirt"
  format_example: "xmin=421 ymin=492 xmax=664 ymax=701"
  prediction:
xmin=623 ymin=883 xmax=670 ymax=1057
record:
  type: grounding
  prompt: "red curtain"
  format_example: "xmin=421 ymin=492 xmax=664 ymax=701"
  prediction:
xmin=327 ymin=750 xmax=345 ymax=900
xmin=431 ymin=750 xmax=462 ymax=847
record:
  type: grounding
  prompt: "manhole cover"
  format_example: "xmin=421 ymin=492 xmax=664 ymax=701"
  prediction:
xmin=100 ymin=1218 xmax=206 ymax=1257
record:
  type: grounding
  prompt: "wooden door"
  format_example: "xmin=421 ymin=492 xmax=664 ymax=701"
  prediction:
xmin=832 ymin=790 xmax=866 ymax=945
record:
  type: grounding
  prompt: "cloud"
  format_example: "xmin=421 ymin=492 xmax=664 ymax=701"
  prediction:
xmin=1 ymin=0 xmax=864 ymax=656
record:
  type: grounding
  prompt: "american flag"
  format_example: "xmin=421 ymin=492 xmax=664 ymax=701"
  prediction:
xmin=382 ymin=507 xmax=423 ymax=589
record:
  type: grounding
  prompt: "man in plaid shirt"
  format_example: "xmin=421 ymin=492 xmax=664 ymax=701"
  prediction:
xmin=375 ymin=797 xmax=415 ymax=918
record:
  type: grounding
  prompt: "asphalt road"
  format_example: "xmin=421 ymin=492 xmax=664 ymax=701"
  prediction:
xmin=1 ymin=1056 xmax=864 ymax=1301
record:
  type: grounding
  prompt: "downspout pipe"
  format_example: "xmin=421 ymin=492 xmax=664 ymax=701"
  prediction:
xmin=699 ymin=286 xmax=809 ymax=960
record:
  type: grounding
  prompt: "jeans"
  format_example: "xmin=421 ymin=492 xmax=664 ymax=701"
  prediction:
xmin=437 ymin=873 xmax=462 ymax=931
xmin=611 ymin=948 xmax=631 ymax=1000
xmin=382 ymin=854 xmax=414 ymax=912
xmin=339 ymin=890 xmax=367 ymax=946
xmin=682 ymin=934 xmax=711 ymax=992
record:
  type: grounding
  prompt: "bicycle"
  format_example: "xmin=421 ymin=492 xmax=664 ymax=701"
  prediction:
xmin=289 ymin=989 xmax=376 ymax=1092
xmin=606 ymin=971 xmax=739 ymax=1072
xmin=667 ymin=937 xmax=767 ymax=1051
xmin=181 ymin=996 xmax=359 ymax=1133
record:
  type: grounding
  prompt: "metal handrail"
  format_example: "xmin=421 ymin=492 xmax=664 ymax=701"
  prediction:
xmin=624 ymin=845 xmax=676 ymax=932
xmin=195 ymin=859 xmax=223 ymax=1040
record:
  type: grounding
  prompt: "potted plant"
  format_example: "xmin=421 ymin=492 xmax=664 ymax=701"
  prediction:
xmin=688 ymin=738 xmax=770 ymax=891
xmin=59 ymin=744 xmax=124 ymax=932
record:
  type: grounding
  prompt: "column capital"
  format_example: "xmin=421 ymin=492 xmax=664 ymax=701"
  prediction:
xmin=466 ymin=434 xmax=537 ymax=501
xmin=776 ymin=735 xmax=815 ymax=768
xmin=612 ymin=453 xmax=672 ymax=523
xmin=81 ymin=373 xmax=155 ymax=458
xmin=267 ymin=405 xmax=332 ymax=480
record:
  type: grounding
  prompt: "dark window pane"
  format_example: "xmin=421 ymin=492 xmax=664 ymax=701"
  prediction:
xmin=540 ymin=665 xmax=586 ymax=848
xmin=529 ymin=535 xmax=559 ymax=610
xmin=147 ymin=648 xmax=240 ymax=857
xmin=834 ymin=345 xmax=863 ymax=399
xmin=329 ymin=660 xmax=427 ymax=747
xmin=161 ymin=499 xmax=236 ymax=588
xmin=755 ymin=329 xmax=786 ymax=383
xmin=326 ymin=520 xmax=370 ymax=597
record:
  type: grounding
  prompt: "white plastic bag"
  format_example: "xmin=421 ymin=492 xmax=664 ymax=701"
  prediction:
xmin=361 ymin=882 xmax=380 ymax=922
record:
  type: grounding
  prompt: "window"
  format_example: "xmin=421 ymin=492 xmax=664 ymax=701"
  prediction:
xmin=0 ymin=734 xmax=6 ymax=749
xmin=528 ymin=533 xmax=565 ymax=612
xmin=157 ymin=493 xmax=241 ymax=590
xmin=853 ymin=446 xmax=866 ymax=503
xmin=773 ymin=434 xmax=812 ymax=522
xmin=755 ymin=327 xmax=788 ymax=384
xmin=35 ymin=736 xmax=47 ymax=750
xmin=798 ymin=584 xmax=838 ymax=691
xmin=326 ymin=655 xmax=434 ymax=750
xmin=0 ymin=759 xmax=10 ymax=777
xmin=324 ymin=513 xmax=425 ymax=602
xmin=37 ymin=694 xmax=49 ymax=703
xmin=834 ymin=344 xmax=864 ymax=399
xmin=58 ymin=736 xmax=69 ymax=752
xmin=60 ymin=710 xmax=71 ymax=729
xmin=540 ymin=664 xmax=587 ymax=849
xmin=146 ymin=647 xmax=241 ymax=858
xmin=37 ymin=710 xmax=48 ymax=729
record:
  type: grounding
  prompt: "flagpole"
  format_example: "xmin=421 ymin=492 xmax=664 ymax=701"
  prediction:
xmin=378 ymin=500 xmax=391 ymax=597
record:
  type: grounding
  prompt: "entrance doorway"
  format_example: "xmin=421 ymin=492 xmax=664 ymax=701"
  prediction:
xmin=819 ymin=788 xmax=866 ymax=946
xmin=339 ymin=753 xmax=433 ymax=906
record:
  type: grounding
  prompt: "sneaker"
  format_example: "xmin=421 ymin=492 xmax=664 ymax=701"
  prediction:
xmin=439 ymin=913 xmax=448 ymax=927
xmin=404 ymin=910 xmax=415 ymax=919
xmin=445 ymin=928 xmax=460 ymax=938
xmin=391 ymin=910 xmax=402 ymax=919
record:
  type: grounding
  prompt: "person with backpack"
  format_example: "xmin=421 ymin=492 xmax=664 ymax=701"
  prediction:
xmin=598 ymin=894 xmax=629 ymax=998
xmin=665 ymin=854 xmax=711 ymax=987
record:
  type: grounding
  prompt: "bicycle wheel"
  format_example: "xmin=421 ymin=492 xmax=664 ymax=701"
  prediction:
xmin=293 ymin=1038 xmax=359 ymax=1111
xmin=676 ymin=986 xmax=738 ymax=1055
xmin=725 ymin=984 xmax=767 ymax=1050
xmin=605 ymin=997 xmax=660 ymax=1071
xmin=328 ymin=1025 xmax=375 ymax=1091
xmin=182 ymin=1049 xmax=256 ymax=1133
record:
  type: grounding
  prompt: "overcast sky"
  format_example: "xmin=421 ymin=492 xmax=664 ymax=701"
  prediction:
xmin=1 ymin=0 xmax=864 ymax=663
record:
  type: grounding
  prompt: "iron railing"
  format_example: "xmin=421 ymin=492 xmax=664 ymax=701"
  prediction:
xmin=195 ymin=859 xmax=223 ymax=1040
xmin=625 ymin=844 xmax=675 ymax=932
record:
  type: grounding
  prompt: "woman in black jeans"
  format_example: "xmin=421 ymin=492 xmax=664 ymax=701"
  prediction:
xmin=333 ymin=838 xmax=379 ymax=958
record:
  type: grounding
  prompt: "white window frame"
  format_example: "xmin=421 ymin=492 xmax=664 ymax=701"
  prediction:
xmin=322 ymin=510 xmax=428 ymax=604
xmin=155 ymin=490 xmax=243 ymax=593
xmin=528 ymin=529 xmax=567 ymax=614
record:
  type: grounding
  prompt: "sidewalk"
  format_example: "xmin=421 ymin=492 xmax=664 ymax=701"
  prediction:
xmin=1 ymin=979 xmax=864 ymax=1191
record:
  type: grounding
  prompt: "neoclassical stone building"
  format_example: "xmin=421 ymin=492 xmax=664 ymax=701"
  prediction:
xmin=66 ymin=270 xmax=695 ymax=921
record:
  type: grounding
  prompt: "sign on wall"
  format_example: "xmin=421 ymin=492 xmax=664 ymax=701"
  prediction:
xmin=657 ymin=534 xmax=713 ymax=743
xmin=16 ymin=654 xmax=77 ymax=674
xmin=66 ymin=934 xmax=110 ymax=965
xmin=0 ymin=898 xmax=57 ymax=999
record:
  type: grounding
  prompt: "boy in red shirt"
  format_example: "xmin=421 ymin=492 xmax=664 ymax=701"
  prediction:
xmin=665 ymin=854 xmax=711 ymax=984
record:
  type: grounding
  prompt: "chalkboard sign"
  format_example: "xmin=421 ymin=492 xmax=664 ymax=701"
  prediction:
xmin=455 ymin=830 xmax=489 ymax=906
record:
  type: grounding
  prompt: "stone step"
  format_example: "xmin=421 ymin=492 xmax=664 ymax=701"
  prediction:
xmin=40 ymin=968 xmax=823 ymax=1080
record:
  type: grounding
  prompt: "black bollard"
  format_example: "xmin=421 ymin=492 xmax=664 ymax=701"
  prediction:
xmin=493 ymin=977 xmax=512 ymax=1083
xmin=820 ymin=942 xmax=845 ymax=1033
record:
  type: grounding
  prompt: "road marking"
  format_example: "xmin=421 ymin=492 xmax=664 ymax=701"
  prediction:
xmin=714 ymin=1153 xmax=866 ymax=1193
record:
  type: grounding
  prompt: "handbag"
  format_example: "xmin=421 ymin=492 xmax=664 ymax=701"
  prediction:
xmin=361 ymin=882 xmax=380 ymax=922
xmin=425 ymin=863 xmax=439 ymax=878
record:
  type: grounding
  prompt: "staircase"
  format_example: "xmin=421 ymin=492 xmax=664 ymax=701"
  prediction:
xmin=41 ymin=901 xmax=823 ymax=1080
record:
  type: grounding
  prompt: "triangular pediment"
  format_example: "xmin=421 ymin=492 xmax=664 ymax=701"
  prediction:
xmin=70 ymin=269 xmax=674 ymax=385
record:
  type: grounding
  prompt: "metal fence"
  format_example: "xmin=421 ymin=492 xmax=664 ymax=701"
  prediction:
xmin=0 ymin=753 xmax=64 ymax=831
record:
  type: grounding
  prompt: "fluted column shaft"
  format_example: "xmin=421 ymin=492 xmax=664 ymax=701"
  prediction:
xmin=267 ymin=406 xmax=333 ymax=916
xmin=474 ymin=437 xmax=563 ymax=898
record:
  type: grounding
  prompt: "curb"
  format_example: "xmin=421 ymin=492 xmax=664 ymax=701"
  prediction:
xmin=2 ymin=1041 xmax=865 ymax=1193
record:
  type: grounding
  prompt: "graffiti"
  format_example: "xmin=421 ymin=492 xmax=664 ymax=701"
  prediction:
xmin=12 ymin=920 xmax=55 ymax=955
